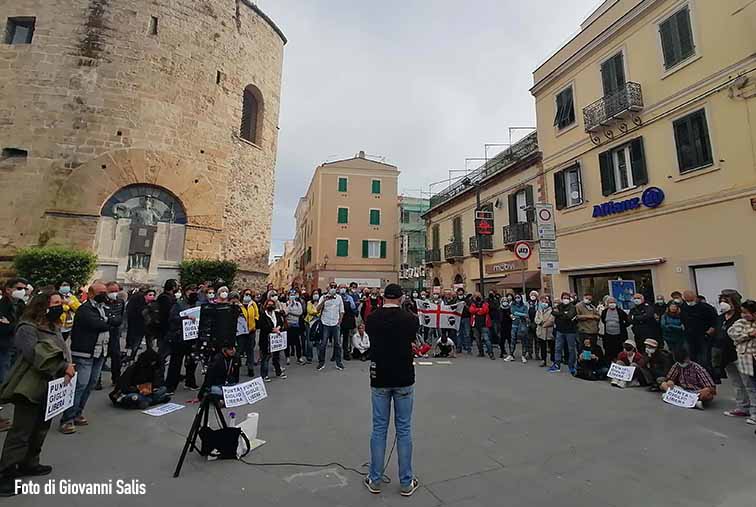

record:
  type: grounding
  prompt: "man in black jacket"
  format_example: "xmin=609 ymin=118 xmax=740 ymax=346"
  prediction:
xmin=60 ymin=281 xmax=117 ymax=434
xmin=105 ymin=281 xmax=125 ymax=385
xmin=156 ymin=279 xmax=179 ymax=370
xmin=628 ymin=293 xmax=659 ymax=350
xmin=165 ymin=285 xmax=201 ymax=393
xmin=0 ymin=277 xmax=27 ymax=432
xmin=199 ymin=342 xmax=240 ymax=399
xmin=681 ymin=289 xmax=717 ymax=371
xmin=364 ymin=284 xmax=419 ymax=497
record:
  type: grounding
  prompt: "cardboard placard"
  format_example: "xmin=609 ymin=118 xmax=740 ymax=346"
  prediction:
xmin=180 ymin=306 xmax=201 ymax=341
xmin=44 ymin=373 xmax=77 ymax=421
xmin=269 ymin=332 xmax=288 ymax=353
xmin=142 ymin=402 xmax=185 ymax=417
xmin=607 ymin=363 xmax=635 ymax=382
xmin=223 ymin=378 xmax=268 ymax=408
xmin=662 ymin=386 xmax=699 ymax=408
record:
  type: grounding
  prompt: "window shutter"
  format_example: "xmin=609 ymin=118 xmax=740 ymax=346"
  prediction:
xmin=380 ymin=241 xmax=387 ymax=259
xmin=553 ymin=92 xmax=564 ymax=127
xmin=525 ymin=186 xmax=535 ymax=223
xmin=629 ymin=138 xmax=648 ymax=186
xmin=564 ymin=87 xmax=575 ymax=125
xmin=372 ymin=180 xmax=381 ymax=194
xmin=599 ymin=150 xmax=616 ymax=196
xmin=362 ymin=240 xmax=369 ymax=258
xmin=338 ymin=208 xmax=348 ymax=224
xmin=554 ymin=170 xmax=567 ymax=210
xmin=659 ymin=18 xmax=677 ymax=68
xmin=601 ymin=59 xmax=615 ymax=96
xmin=677 ymin=8 xmax=694 ymax=59
xmin=673 ymin=117 xmax=692 ymax=172
xmin=508 ymin=193 xmax=517 ymax=227
xmin=691 ymin=110 xmax=712 ymax=166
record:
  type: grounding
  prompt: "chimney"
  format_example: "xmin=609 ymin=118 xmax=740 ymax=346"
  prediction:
xmin=357 ymin=150 xmax=365 ymax=159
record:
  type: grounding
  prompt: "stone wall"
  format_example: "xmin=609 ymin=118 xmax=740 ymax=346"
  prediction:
xmin=0 ymin=0 xmax=284 ymax=287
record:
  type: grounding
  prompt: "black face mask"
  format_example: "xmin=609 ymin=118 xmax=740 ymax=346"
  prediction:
xmin=266 ymin=305 xmax=275 ymax=311
xmin=187 ymin=293 xmax=199 ymax=304
xmin=623 ymin=346 xmax=634 ymax=352
xmin=93 ymin=293 xmax=108 ymax=304
xmin=475 ymin=297 xmax=482 ymax=302
xmin=46 ymin=305 xmax=64 ymax=323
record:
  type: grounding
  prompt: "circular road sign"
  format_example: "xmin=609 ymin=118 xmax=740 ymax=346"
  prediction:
xmin=514 ymin=241 xmax=532 ymax=261
xmin=538 ymin=208 xmax=552 ymax=223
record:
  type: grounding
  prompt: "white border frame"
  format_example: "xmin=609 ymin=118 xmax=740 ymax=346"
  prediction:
xmin=371 ymin=178 xmax=382 ymax=195
xmin=337 ymin=176 xmax=349 ymax=193
xmin=337 ymin=206 xmax=350 ymax=225
xmin=365 ymin=238 xmax=383 ymax=259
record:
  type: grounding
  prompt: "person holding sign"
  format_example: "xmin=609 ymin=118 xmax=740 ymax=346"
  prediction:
xmin=165 ymin=285 xmax=201 ymax=394
xmin=0 ymin=289 xmax=74 ymax=497
xmin=661 ymin=348 xmax=716 ymax=410
xmin=200 ymin=342 xmax=240 ymax=399
xmin=258 ymin=297 xmax=287 ymax=382
xmin=610 ymin=339 xmax=648 ymax=388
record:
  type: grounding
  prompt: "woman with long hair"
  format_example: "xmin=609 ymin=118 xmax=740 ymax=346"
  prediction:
xmin=0 ymin=288 xmax=74 ymax=496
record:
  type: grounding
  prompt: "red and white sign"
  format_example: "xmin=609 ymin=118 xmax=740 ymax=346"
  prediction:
xmin=513 ymin=241 xmax=532 ymax=261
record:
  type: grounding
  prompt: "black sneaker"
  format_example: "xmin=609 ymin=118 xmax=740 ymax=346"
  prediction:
xmin=17 ymin=464 xmax=52 ymax=477
xmin=364 ymin=477 xmax=381 ymax=494
xmin=400 ymin=478 xmax=420 ymax=497
xmin=94 ymin=381 xmax=103 ymax=391
xmin=0 ymin=477 xmax=16 ymax=497
xmin=317 ymin=364 xmax=325 ymax=371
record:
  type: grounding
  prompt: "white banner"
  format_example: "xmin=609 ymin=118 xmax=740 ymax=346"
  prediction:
xmin=662 ymin=386 xmax=699 ymax=408
xmin=223 ymin=378 xmax=268 ymax=408
xmin=142 ymin=402 xmax=185 ymax=417
xmin=607 ymin=363 xmax=635 ymax=382
xmin=44 ymin=373 xmax=77 ymax=421
xmin=269 ymin=331 xmax=288 ymax=353
xmin=180 ymin=306 xmax=201 ymax=341
xmin=415 ymin=300 xmax=463 ymax=330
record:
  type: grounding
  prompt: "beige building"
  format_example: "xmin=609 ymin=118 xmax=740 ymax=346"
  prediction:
xmin=423 ymin=133 xmax=550 ymax=295
xmin=268 ymin=241 xmax=295 ymax=289
xmin=0 ymin=0 xmax=285 ymax=288
xmin=531 ymin=0 xmax=756 ymax=304
xmin=293 ymin=152 xmax=399 ymax=291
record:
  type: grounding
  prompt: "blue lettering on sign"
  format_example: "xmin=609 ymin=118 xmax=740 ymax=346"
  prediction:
xmin=592 ymin=187 xmax=665 ymax=218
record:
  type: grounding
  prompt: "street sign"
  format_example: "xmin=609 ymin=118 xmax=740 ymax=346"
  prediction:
xmin=513 ymin=241 xmax=532 ymax=261
xmin=537 ymin=224 xmax=556 ymax=240
xmin=475 ymin=210 xmax=494 ymax=220
xmin=475 ymin=219 xmax=494 ymax=236
xmin=541 ymin=260 xmax=560 ymax=275
xmin=486 ymin=260 xmax=527 ymax=274
xmin=540 ymin=239 xmax=557 ymax=250
xmin=535 ymin=203 xmax=554 ymax=226
xmin=539 ymin=250 xmax=560 ymax=262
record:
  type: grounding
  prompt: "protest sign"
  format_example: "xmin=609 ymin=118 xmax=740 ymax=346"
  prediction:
xmin=142 ymin=403 xmax=185 ymax=417
xmin=607 ymin=363 xmax=635 ymax=382
xmin=270 ymin=332 xmax=287 ymax=353
xmin=180 ymin=306 xmax=201 ymax=341
xmin=662 ymin=386 xmax=699 ymax=408
xmin=44 ymin=373 xmax=77 ymax=421
xmin=223 ymin=378 xmax=268 ymax=408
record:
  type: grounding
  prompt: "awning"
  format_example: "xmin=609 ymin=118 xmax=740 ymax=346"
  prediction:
xmin=472 ymin=270 xmax=541 ymax=289
xmin=559 ymin=258 xmax=665 ymax=273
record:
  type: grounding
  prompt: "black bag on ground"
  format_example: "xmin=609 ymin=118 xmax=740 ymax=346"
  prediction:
xmin=197 ymin=427 xmax=250 ymax=459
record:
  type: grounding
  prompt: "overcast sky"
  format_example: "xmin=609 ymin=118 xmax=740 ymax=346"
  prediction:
xmin=261 ymin=0 xmax=603 ymax=258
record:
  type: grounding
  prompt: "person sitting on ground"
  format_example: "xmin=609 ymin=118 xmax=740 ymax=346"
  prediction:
xmin=109 ymin=349 xmax=170 ymax=409
xmin=199 ymin=342 xmax=240 ymax=399
xmin=640 ymin=339 xmax=673 ymax=392
xmin=352 ymin=323 xmax=371 ymax=361
xmin=661 ymin=348 xmax=717 ymax=410
xmin=434 ymin=334 xmax=456 ymax=358
xmin=575 ymin=337 xmax=608 ymax=381
xmin=611 ymin=339 xmax=648 ymax=388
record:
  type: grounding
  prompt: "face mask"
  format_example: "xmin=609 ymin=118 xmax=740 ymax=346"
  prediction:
xmin=219 ymin=291 xmax=229 ymax=299
xmin=646 ymin=348 xmax=657 ymax=356
xmin=515 ymin=297 xmax=522 ymax=303
xmin=609 ymin=303 xmax=617 ymax=309
xmin=678 ymin=361 xmax=690 ymax=368
xmin=583 ymin=298 xmax=592 ymax=305
xmin=93 ymin=293 xmax=108 ymax=304
xmin=632 ymin=298 xmax=642 ymax=305
xmin=540 ymin=302 xmax=548 ymax=309
xmin=46 ymin=305 xmax=64 ymax=323
xmin=312 ymin=294 xmax=320 ymax=301
xmin=339 ymin=288 xmax=346 ymax=294
xmin=271 ymin=295 xmax=278 ymax=301
xmin=686 ymin=301 xmax=696 ymax=306
xmin=60 ymin=286 xmax=71 ymax=295
xmin=107 ymin=292 xmax=118 ymax=301
xmin=656 ymin=299 xmax=665 ymax=305
xmin=421 ymin=294 xmax=427 ymax=299
xmin=623 ymin=345 xmax=634 ymax=352
xmin=412 ymin=293 xmax=418 ymax=298
xmin=561 ymin=299 xmax=571 ymax=305
xmin=207 ymin=293 xmax=215 ymax=299
xmin=371 ymin=295 xmax=377 ymax=299
xmin=289 ymin=295 xmax=297 ymax=301
xmin=11 ymin=289 xmax=26 ymax=300
xmin=329 ymin=288 xmax=337 ymax=295
xmin=530 ymin=296 xmax=537 ymax=301
xmin=719 ymin=302 xmax=731 ymax=313
xmin=507 ymin=297 xmax=513 ymax=302
xmin=243 ymin=295 xmax=252 ymax=304
xmin=673 ymin=298 xmax=682 ymax=304
xmin=187 ymin=293 xmax=199 ymax=304
xmin=266 ymin=305 xmax=274 ymax=311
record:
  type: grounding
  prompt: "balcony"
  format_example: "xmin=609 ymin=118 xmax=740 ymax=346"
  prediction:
xmin=469 ymin=235 xmax=493 ymax=255
xmin=583 ymin=82 xmax=643 ymax=133
xmin=503 ymin=222 xmax=533 ymax=245
xmin=425 ymin=248 xmax=441 ymax=264
xmin=444 ymin=241 xmax=464 ymax=261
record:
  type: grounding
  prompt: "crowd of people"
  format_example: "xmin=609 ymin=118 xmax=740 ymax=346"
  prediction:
xmin=0 ymin=274 xmax=755 ymax=496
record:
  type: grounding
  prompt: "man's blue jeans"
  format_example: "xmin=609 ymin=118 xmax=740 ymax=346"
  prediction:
xmin=61 ymin=355 xmax=105 ymax=424
xmin=472 ymin=327 xmax=492 ymax=355
xmin=554 ymin=331 xmax=577 ymax=369
xmin=318 ymin=325 xmax=343 ymax=368
xmin=511 ymin=319 xmax=529 ymax=358
xmin=369 ymin=386 xmax=414 ymax=487
xmin=458 ymin=320 xmax=471 ymax=352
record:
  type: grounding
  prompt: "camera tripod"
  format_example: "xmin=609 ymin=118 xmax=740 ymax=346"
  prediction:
xmin=173 ymin=394 xmax=228 ymax=478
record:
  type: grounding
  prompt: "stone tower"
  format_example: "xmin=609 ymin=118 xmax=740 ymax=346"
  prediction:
xmin=0 ymin=0 xmax=285 ymax=287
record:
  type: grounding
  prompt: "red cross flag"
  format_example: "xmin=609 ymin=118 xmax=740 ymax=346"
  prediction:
xmin=415 ymin=300 xmax=464 ymax=330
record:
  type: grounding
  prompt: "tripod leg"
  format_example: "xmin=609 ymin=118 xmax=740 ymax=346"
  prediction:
xmin=213 ymin=399 xmax=228 ymax=428
xmin=173 ymin=402 xmax=206 ymax=478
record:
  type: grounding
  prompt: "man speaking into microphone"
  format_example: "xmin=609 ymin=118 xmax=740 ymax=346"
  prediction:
xmin=363 ymin=284 xmax=420 ymax=497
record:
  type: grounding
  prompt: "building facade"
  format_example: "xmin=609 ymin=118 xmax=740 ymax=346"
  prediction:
xmin=531 ymin=0 xmax=756 ymax=304
xmin=423 ymin=133 xmax=550 ymax=295
xmin=294 ymin=152 xmax=399 ymax=291
xmin=0 ymin=0 xmax=286 ymax=288
xmin=397 ymin=196 xmax=429 ymax=291
xmin=268 ymin=240 xmax=295 ymax=290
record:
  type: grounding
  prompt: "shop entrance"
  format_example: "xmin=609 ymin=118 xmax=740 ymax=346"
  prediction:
xmin=693 ymin=263 xmax=738 ymax=305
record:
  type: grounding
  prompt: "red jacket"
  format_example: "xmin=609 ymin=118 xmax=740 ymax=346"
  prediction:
xmin=469 ymin=302 xmax=491 ymax=328
xmin=616 ymin=351 xmax=647 ymax=368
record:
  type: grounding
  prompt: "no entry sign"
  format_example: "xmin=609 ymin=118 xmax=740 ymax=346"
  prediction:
xmin=513 ymin=241 xmax=532 ymax=261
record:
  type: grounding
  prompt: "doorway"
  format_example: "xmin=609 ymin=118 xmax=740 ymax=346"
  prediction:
xmin=693 ymin=263 xmax=738 ymax=306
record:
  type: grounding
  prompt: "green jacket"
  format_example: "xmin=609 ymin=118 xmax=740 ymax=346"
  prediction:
xmin=0 ymin=323 xmax=69 ymax=405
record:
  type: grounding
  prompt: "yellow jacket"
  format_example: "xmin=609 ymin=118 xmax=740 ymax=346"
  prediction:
xmin=241 ymin=302 xmax=259 ymax=331
xmin=305 ymin=301 xmax=321 ymax=324
xmin=60 ymin=294 xmax=81 ymax=330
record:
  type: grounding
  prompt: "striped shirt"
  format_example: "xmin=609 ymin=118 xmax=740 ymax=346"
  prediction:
xmin=666 ymin=361 xmax=715 ymax=391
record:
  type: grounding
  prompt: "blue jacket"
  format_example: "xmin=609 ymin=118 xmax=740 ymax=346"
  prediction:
xmin=511 ymin=301 xmax=529 ymax=321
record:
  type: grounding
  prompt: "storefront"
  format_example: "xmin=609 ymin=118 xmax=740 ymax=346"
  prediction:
xmin=471 ymin=260 xmax=542 ymax=295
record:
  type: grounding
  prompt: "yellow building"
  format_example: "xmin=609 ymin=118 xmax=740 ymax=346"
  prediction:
xmin=423 ymin=133 xmax=551 ymax=295
xmin=531 ymin=0 xmax=756 ymax=304
xmin=268 ymin=240 xmax=295 ymax=289
xmin=293 ymin=152 xmax=399 ymax=291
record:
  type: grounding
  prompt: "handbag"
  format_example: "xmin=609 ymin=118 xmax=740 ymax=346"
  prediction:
xmin=198 ymin=426 xmax=251 ymax=459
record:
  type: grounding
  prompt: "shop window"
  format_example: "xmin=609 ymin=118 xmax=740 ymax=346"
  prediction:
xmin=5 ymin=17 xmax=35 ymax=45
xmin=659 ymin=5 xmax=695 ymax=70
xmin=508 ymin=186 xmax=534 ymax=225
xmin=598 ymin=137 xmax=648 ymax=196
xmin=554 ymin=86 xmax=575 ymax=130
xmin=673 ymin=109 xmax=712 ymax=173
xmin=336 ymin=239 xmax=349 ymax=257
xmin=554 ymin=163 xmax=583 ymax=210
xmin=601 ymin=52 xmax=625 ymax=96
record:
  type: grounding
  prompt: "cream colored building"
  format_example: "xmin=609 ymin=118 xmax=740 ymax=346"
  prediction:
xmin=531 ymin=0 xmax=756 ymax=304
xmin=268 ymin=240 xmax=295 ymax=289
xmin=423 ymin=133 xmax=551 ymax=295
xmin=293 ymin=152 xmax=399 ymax=291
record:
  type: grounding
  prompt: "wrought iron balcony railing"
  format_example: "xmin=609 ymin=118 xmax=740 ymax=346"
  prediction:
xmin=469 ymin=235 xmax=493 ymax=254
xmin=503 ymin=222 xmax=533 ymax=245
xmin=444 ymin=241 xmax=464 ymax=260
xmin=583 ymin=82 xmax=643 ymax=132
xmin=425 ymin=248 xmax=441 ymax=264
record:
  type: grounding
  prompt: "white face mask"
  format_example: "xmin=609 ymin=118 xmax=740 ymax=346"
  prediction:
xmin=107 ymin=292 xmax=118 ymax=301
xmin=312 ymin=294 xmax=320 ymax=301
xmin=583 ymin=298 xmax=592 ymax=305
xmin=646 ymin=347 xmax=657 ymax=356
xmin=207 ymin=293 xmax=215 ymax=299
xmin=686 ymin=301 xmax=696 ymax=306
xmin=608 ymin=303 xmax=617 ymax=309
xmin=219 ymin=291 xmax=229 ymax=299
xmin=719 ymin=302 xmax=732 ymax=313
xmin=561 ymin=298 xmax=571 ymax=305
xmin=530 ymin=296 xmax=537 ymax=301
xmin=11 ymin=289 xmax=26 ymax=301
xmin=60 ymin=286 xmax=71 ymax=295
xmin=632 ymin=298 xmax=642 ymax=305
xmin=243 ymin=295 xmax=252 ymax=304
xmin=270 ymin=295 xmax=278 ymax=301
xmin=412 ymin=293 xmax=418 ymax=298
xmin=329 ymin=288 xmax=337 ymax=295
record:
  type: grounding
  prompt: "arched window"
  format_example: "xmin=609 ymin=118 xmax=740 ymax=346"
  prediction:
xmin=240 ymin=85 xmax=263 ymax=144
xmin=454 ymin=274 xmax=464 ymax=284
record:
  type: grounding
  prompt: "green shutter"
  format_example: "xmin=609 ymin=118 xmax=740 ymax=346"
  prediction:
xmin=629 ymin=138 xmax=648 ymax=186
xmin=370 ymin=209 xmax=380 ymax=225
xmin=508 ymin=194 xmax=517 ymax=226
xmin=338 ymin=177 xmax=347 ymax=192
xmin=676 ymin=7 xmax=695 ymax=60
xmin=554 ymin=170 xmax=567 ymax=210
xmin=525 ymin=186 xmax=535 ymax=223
xmin=371 ymin=180 xmax=381 ymax=194
xmin=659 ymin=17 xmax=678 ymax=68
xmin=337 ymin=207 xmax=348 ymax=224
xmin=362 ymin=240 xmax=369 ymax=258
xmin=380 ymin=241 xmax=387 ymax=259
xmin=336 ymin=239 xmax=348 ymax=257
xmin=599 ymin=150 xmax=616 ymax=196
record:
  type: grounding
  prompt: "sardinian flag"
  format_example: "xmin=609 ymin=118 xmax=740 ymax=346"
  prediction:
xmin=415 ymin=300 xmax=464 ymax=330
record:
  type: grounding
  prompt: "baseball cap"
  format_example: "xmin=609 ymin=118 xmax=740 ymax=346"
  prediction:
xmin=383 ymin=283 xmax=403 ymax=299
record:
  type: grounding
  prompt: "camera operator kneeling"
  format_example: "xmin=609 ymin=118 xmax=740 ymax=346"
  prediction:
xmin=109 ymin=349 xmax=170 ymax=409
xmin=200 ymin=342 xmax=240 ymax=399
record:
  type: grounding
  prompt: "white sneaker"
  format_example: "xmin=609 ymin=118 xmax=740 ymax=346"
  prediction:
xmin=521 ymin=356 xmax=527 ymax=364
xmin=694 ymin=401 xmax=704 ymax=410
xmin=504 ymin=355 xmax=514 ymax=362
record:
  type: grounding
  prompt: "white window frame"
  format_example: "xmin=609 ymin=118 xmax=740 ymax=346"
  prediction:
xmin=369 ymin=208 xmax=381 ymax=226
xmin=366 ymin=239 xmax=382 ymax=259
xmin=564 ymin=164 xmax=584 ymax=207
xmin=554 ymin=82 xmax=578 ymax=134
xmin=655 ymin=1 xmax=700 ymax=79
xmin=610 ymin=144 xmax=636 ymax=192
